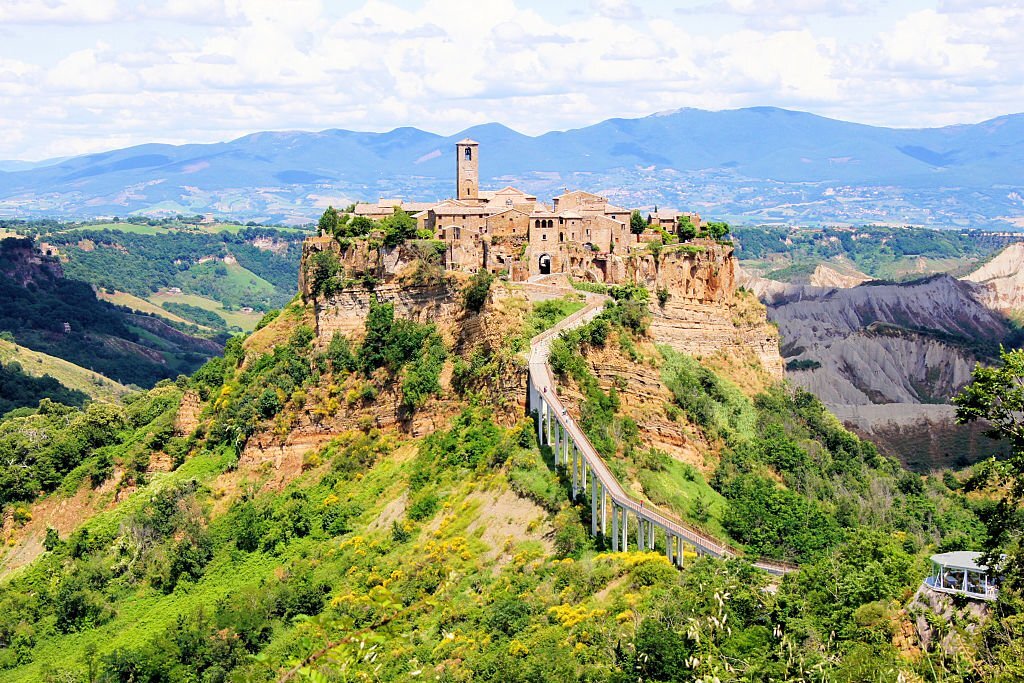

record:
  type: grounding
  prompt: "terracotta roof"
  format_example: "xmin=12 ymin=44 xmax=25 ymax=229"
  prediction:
xmin=432 ymin=206 xmax=496 ymax=216
xmin=603 ymin=204 xmax=629 ymax=213
xmin=559 ymin=211 xmax=583 ymax=218
xmin=487 ymin=207 xmax=530 ymax=217
xmin=353 ymin=203 xmax=393 ymax=215
xmin=456 ymin=138 xmax=479 ymax=145
xmin=554 ymin=189 xmax=604 ymax=200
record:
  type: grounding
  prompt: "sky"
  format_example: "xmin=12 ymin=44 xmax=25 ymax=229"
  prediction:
xmin=0 ymin=0 xmax=1022 ymax=161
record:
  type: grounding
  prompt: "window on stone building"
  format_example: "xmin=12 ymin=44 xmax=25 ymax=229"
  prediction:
xmin=465 ymin=147 xmax=472 ymax=160
xmin=542 ymin=234 xmax=547 ymax=240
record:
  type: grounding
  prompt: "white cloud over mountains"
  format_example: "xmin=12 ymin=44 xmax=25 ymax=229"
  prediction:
xmin=0 ymin=0 xmax=1021 ymax=159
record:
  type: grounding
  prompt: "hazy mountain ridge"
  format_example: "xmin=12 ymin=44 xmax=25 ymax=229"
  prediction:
xmin=3 ymin=107 xmax=1024 ymax=224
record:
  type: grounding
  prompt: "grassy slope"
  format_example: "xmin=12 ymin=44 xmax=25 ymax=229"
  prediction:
xmin=0 ymin=339 xmax=129 ymax=403
xmin=176 ymin=260 xmax=279 ymax=311
xmin=97 ymin=290 xmax=194 ymax=326
xmin=64 ymin=223 xmax=171 ymax=236
xmin=149 ymin=292 xmax=263 ymax=331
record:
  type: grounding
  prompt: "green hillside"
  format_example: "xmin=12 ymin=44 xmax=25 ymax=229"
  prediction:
xmin=18 ymin=221 xmax=307 ymax=324
xmin=0 ymin=269 xmax=1013 ymax=682
xmin=0 ymin=239 xmax=220 ymax=387
xmin=734 ymin=224 xmax=1013 ymax=282
xmin=0 ymin=338 xmax=129 ymax=406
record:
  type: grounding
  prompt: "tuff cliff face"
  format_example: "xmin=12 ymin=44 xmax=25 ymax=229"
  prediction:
xmin=963 ymin=242 xmax=1024 ymax=313
xmin=303 ymin=237 xmax=782 ymax=380
xmin=0 ymin=237 xmax=64 ymax=285
xmin=645 ymin=245 xmax=783 ymax=378
xmin=740 ymin=264 xmax=1016 ymax=468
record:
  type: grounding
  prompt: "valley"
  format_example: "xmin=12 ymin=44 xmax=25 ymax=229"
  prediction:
xmin=0 ymin=211 xmax=1009 ymax=681
xmin=738 ymin=229 xmax=1024 ymax=469
xmin=3 ymin=108 xmax=1024 ymax=226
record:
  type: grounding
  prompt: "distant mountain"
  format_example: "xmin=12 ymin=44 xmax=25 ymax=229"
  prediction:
xmin=2 ymin=107 xmax=1024 ymax=225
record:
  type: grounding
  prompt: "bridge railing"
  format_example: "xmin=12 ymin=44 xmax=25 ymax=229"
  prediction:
xmin=525 ymin=288 xmax=797 ymax=575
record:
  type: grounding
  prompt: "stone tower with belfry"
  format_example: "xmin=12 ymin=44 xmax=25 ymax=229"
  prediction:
xmin=456 ymin=138 xmax=479 ymax=202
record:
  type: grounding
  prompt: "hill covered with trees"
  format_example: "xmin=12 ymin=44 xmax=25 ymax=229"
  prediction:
xmin=0 ymin=246 xmax=1017 ymax=681
xmin=0 ymin=236 xmax=221 ymax=387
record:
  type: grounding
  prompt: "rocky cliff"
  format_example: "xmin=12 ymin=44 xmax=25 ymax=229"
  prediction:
xmin=963 ymin=241 xmax=1024 ymax=313
xmin=643 ymin=244 xmax=783 ymax=378
xmin=741 ymin=264 xmax=1016 ymax=467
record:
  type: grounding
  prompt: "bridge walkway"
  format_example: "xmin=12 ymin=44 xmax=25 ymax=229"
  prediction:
xmin=524 ymin=285 xmax=796 ymax=576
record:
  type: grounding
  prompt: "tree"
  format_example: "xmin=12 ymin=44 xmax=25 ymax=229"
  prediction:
xmin=629 ymin=210 xmax=647 ymax=235
xmin=317 ymin=206 xmax=339 ymax=237
xmin=676 ymin=215 xmax=697 ymax=241
xmin=954 ymin=347 xmax=1024 ymax=589
xmin=306 ymin=250 xmax=340 ymax=296
xmin=346 ymin=215 xmax=375 ymax=237
xmin=706 ymin=221 xmax=730 ymax=240
xmin=462 ymin=271 xmax=494 ymax=313
xmin=380 ymin=209 xmax=417 ymax=248
xmin=43 ymin=527 xmax=61 ymax=552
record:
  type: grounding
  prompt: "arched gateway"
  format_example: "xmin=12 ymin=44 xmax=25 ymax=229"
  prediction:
xmin=538 ymin=254 xmax=551 ymax=275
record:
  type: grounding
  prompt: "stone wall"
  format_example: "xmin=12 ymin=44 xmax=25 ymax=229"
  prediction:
xmin=315 ymin=281 xmax=463 ymax=342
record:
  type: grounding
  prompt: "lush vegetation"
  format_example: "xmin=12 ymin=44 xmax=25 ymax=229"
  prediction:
xmin=733 ymin=224 xmax=1005 ymax=280
xmin=0 ymin=361 xmax=88 ymax=417
xmin=0 ymin=384 xmax=1002 ymax=682
xmin=191 ymin=299 xmax=446 ymax=456
xmin=546 ymin=290 xmax=982 ymax=566
xmin=0 ymin=386 xmax=183 ymax=517
xmin=0 ymin=238 xmax=217 ymax=386
xmin=160 ymin=302 xmax=227 ymax=330
xmin=34 ymin=226 xmax=303 ymax=310
xmin=0 ymin=255 xmax=1017 ymax=681
xmin=317 ymin=206 xmax=423 ymax=249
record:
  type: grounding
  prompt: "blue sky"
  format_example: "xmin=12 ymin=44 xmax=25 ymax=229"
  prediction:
xmin=0 ymin=0 xmax=1021 ymax=160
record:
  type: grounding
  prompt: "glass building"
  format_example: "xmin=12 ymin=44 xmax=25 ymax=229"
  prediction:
xmin=923 ymin=551 xmax=1000 ymax=601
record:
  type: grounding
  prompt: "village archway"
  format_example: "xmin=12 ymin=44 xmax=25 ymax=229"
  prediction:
xmin=538 ymin=253 xmax=552 ymax=275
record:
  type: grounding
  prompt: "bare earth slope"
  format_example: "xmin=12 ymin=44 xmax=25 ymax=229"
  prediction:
xmin=744 ymin=270 xmax=1011 ymax=468
xmin=963 ymin=241 xmax=1024 ymax=312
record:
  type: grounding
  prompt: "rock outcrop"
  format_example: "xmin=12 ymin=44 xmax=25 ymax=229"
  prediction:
xmin=963 ymin=241 xmax=1024 ymax=313
xmin=745 ymin=266 xmax=1014 ymax=468
xmin=645 ymin=245 xmax=783 ymax=378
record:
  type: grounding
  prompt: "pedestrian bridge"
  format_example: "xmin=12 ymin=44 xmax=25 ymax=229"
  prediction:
xmin=526 ymin=291 xmax=796 ymax=576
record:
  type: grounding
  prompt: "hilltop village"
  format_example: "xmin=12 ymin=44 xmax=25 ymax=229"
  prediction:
xmin=346 ymin=139 xmax=704 ymax=283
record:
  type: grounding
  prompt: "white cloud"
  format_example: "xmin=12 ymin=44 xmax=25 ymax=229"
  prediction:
xmin=591 ymin=0 xmax=643 ymax=21
xmin=0 ymin=0 xmax=121 ymax=24
xmin=0 ymin=0 xmax=1022 ymax=159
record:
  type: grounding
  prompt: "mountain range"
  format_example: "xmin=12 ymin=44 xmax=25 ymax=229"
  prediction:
xmin=2 ymin=107 xmax=1024 ymax=226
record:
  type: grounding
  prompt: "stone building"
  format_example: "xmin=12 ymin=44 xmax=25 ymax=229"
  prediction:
xmin=351 ymin=140 xmax=696 ymax=283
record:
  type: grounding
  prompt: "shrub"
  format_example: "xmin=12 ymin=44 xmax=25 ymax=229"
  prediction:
xmin=306 ymin=250 xmax=341 ymax=296
xmin=408 ymin=491 xmax=439 ymax=521
xmin=553 ymin=509 xmax=590 ymax=558
xmin=463 ymin=271 xmax=494 ymax=313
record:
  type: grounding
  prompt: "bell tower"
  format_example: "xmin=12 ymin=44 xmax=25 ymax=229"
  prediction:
xmin=456 ymin=138 xmax=479 ymax=202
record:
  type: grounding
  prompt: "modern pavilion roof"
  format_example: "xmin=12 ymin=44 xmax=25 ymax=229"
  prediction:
xmin=931 ymin=551 xmax=991 ymax=572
